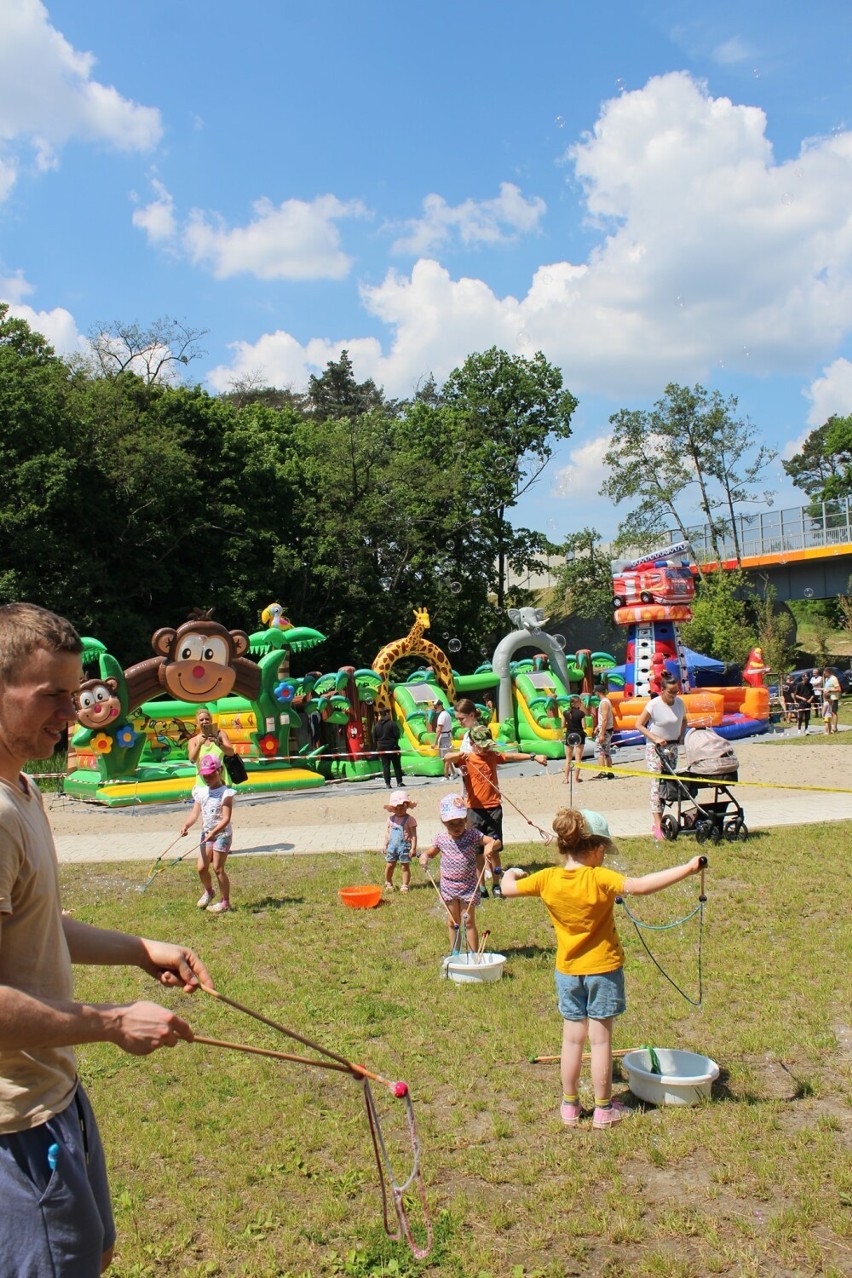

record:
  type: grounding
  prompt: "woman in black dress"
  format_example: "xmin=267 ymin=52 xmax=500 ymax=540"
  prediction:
xmin=562 ymin=694 xmax=587 ymax=783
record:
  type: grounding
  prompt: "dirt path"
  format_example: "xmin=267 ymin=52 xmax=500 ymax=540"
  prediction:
xmin=46 ymin=730 xmax=850 ymax=840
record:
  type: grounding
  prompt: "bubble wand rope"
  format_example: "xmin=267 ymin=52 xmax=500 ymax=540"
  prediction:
xmin=361 ymin=1075 xmax=432 ymax=1259
xmin=138 ymin=834 xmax=193 ymax=892
xmin=458 ymin=754 xmax=553 ymax=844
xmin=198 ymin=986 xmax=431 ymax=1257
xmin=616 ymin=856 xmax=708 ymax=1008
xmin=421 ymin=857 xmax=488 ymax=958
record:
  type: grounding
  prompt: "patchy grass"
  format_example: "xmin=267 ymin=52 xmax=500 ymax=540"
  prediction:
xmin=63 ymin=818 xmax=852 ymax=1277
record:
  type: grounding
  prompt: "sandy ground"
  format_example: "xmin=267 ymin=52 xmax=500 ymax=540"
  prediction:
xmin=45 ymin=727 xmax=851 ymax=845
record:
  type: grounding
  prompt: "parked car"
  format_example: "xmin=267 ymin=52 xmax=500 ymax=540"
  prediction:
xmin=612 ymin=563 xmax=695 ymax=609
xmin=787 ymin=666 xmax=852 ymax=694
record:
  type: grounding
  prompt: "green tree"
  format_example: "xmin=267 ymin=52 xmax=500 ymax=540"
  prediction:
xmin=752 ymin=581 xmax=797 ymax=678
xmin=603 ymin=383 xmax=775 ymax=569
xmin=550 ymin=528 xmax=614 ymax=623
xmin=782 ymin=416 xmax=852 ymax=500
xmin=441 ymin=347 xmax=577 ymax=610
xmin=307 ymin=350 xmax=388 ymax=421
xmin=0 ymin=304 xmax=106 ymax=622
xmin=702 ymin=402 xmax=776 ymax=563
xmin=679 ymin=569 xmax=754 ymax=664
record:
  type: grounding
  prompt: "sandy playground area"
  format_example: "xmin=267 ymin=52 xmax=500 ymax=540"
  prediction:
xmin=46 ymin=729 xmax=851 ymax=853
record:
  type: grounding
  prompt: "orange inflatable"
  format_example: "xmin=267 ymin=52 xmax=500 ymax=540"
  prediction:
xmin=743 ymin=646 xmax=770 ymax=688
xmin=614 ymin=604 xmax=693 ymax=626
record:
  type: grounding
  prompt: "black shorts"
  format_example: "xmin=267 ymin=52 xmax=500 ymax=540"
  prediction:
xmin=468 ymin=806 xmax=503 ymax=844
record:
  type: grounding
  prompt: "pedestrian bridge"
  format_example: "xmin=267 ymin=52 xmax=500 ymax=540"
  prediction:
xmin=674 ymin=500 xmax=852 ymax=601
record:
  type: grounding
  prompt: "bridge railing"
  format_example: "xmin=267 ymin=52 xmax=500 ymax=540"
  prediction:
xmin=674 ymin=499 xmax=852 ymax=563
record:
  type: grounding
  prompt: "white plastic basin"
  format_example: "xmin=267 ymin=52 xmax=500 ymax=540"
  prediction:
xmin=442 ymin=952 xmax=506 ymax=983
xmin=621 ymin=1048 xmax=719 ymax=1106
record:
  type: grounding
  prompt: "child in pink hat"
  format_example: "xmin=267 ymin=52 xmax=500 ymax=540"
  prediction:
xmin=179 ymin=753 xmax=236 ymax=913
xmin=381 ymin=789 xmax=417 ymax=892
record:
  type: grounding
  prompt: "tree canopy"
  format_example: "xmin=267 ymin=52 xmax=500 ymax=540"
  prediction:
xmin=782 ymin=415 xmax=852 ymax=502
xmin=0 ymin=310 xmax=575 ymax=667
xmin=602 ymin=383 xmax=776 ymax=566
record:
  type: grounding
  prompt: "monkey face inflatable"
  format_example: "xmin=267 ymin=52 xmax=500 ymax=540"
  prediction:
xmin=74 ymin=678 xmax=122 ymax=731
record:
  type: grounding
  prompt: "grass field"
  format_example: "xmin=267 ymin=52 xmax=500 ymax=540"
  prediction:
xmin=62 ymin=814 xmax=852 ymax=1278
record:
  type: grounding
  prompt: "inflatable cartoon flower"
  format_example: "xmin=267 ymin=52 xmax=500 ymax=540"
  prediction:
xmin=91 ymin=732 xmax=113 ymax=754
xmin=273 ymin=680 xmax=296 ymax=704
xmin=258 ymin=733 xmax=279 ymax=757
xmin=115 ymin=725 xmax=137 ymax=749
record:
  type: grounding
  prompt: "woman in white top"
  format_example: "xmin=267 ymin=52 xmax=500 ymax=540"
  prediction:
xmin=636 ymin=672 xmax=687 ymax=840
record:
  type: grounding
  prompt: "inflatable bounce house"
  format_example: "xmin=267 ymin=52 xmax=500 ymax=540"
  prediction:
xmin=379 ymin=605 xmax=617 ymax=765
xmin=63 ymin=602 xmax=621 ymax=805
xmin=64 ymin=609 xmax=338 ymax=805
xmin=68 ymin=572 xmax=768 ymax=807
xmin=604 ymin=541 xmax=770 ymax=743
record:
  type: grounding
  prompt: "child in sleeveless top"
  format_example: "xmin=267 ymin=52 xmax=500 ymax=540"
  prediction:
xmin=419 ymin=794 xmax=497 ymax=953
xmin=382 ymin=789 xmax=417 ymax=892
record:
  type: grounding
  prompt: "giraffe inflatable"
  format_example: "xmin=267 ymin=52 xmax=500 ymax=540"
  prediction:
xmin=371 ymin=608 xmax=456 ymax=710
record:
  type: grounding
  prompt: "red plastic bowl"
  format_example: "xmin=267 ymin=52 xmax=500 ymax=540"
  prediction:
xmin=338 ymin=885 xmax=383 ymax=909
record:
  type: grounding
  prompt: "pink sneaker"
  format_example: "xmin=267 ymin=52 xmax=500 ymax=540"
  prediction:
xmin=593 ymin=1099 xmax=629 ymax=1129
xmin=560 ymin=1100 xmax=582 ymax=1127
xmin=207 ymin=899 xmax=231 ymax=913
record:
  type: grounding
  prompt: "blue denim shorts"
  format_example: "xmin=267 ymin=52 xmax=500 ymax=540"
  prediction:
xmin=0 ymin=1083 xmax=115 ymax=1277
xmin=384 ymin=845 xmax=411 ymax=865
xmin=555 ymin=967 xmax=626 ymax=1021
xmin=201 ymin=831 xmax=232 ymax=855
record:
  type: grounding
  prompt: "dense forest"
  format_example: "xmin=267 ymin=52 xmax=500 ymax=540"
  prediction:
xmin=4 ymin=303 xmax=848 ymax=674
xmin=0 ymin=305 xmax=577 ymax=669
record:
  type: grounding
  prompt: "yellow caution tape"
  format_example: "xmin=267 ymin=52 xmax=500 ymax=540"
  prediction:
xmin=568 ymin=759 xmax=852 ymax=794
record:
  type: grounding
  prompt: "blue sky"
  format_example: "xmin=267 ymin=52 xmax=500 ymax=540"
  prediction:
xmin=1 ymin=0 xmax=851 ymax=541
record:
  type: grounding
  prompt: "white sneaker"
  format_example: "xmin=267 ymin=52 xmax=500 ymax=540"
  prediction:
xmin=196 ymin=890 xmax=215 ymax=909
xmin=207 ymin=899 xmax=231 ymax=913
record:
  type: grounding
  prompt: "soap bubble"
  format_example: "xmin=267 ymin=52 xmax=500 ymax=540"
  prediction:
xmin=553 ymin=633 xmax=568 ymax=651
xmin=448 ymin=638 xmax=462 ymax=654
xmin=803 ymin=587 xmax=814 ymax=599
xmin=450 ymin=581 xmax=462 ymax=594
xmin=616 ymin=78 xmax=626 ymax=93
xmin=442 ymin=632 xmax=450 ymax=641
xmin=555 ymin=114 xmax=565 ymax=128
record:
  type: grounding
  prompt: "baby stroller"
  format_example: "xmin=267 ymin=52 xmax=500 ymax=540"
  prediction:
xmin=657 ymin=729 xmax=748 ymax=843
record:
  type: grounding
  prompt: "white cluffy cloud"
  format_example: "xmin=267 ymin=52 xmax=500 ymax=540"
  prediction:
xmin=133 ymin=183 xmax=369 ymax=280
xmin=804 ymin=359 xmax=852 ymax=427
xmin=0 ymin=0 xmax=161 ymax=199
xmin=0 ymin=292 xmax=87 ymax=359
xmin=391 ymin=182 xmax=546 ymax=255
xmin=551 ymin=433 xmax=614 ymax=503
xmin=205 ymin=72 xmax=852 ymax=403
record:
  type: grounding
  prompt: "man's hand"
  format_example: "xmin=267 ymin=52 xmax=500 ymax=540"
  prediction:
xmin=105 ymin=1000 xmax=195 ymax=1056
xmin=138 ymin=940 xmax=211 ymax=992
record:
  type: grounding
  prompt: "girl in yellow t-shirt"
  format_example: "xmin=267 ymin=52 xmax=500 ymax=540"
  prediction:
xmin=501 ymin=809 xmax=703 ymax=1130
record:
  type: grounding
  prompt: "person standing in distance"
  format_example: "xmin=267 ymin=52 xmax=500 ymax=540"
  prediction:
xmin=373 ymin=706 xmax=404 ymax=788
xmin=592 ymin=684 xmax=615 ymax=779
xmin=635 ymin=672 xmax=687 ymax=840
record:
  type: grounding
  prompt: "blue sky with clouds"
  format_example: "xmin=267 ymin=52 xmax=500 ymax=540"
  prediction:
xmin=1 ymin=0 xmax=851 ymax=541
